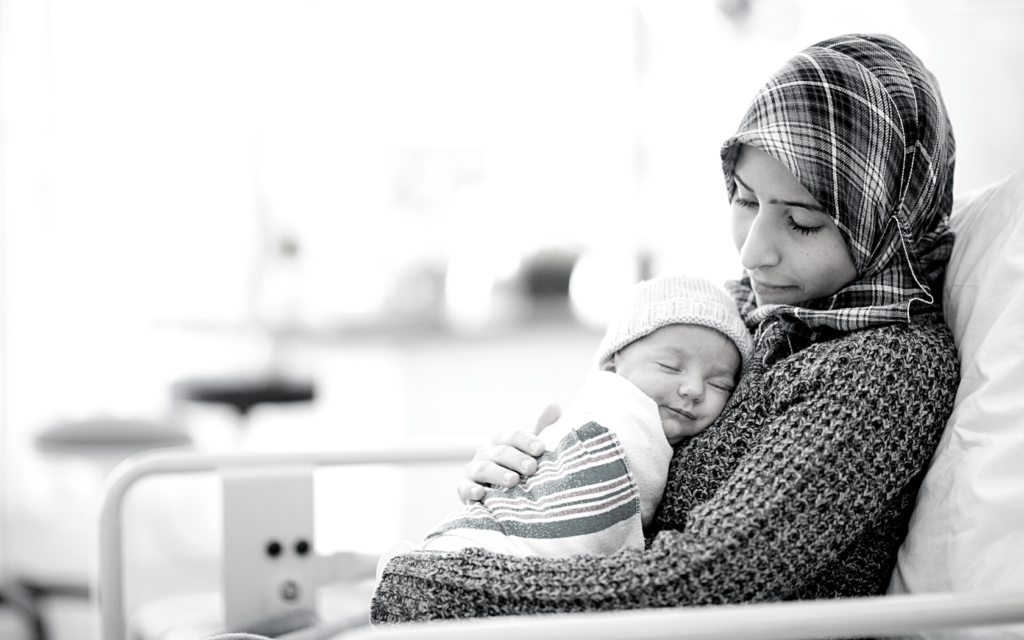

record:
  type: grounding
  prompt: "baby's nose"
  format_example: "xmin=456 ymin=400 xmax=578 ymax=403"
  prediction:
xmin=677 ymin=376 xmax=703 ymax=402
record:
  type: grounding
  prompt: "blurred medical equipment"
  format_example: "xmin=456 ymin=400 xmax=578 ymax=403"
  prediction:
xmin=0 ymin=578 xmax=89 ymax=640
xmin=35 ymin=418 xmax=192 ymax=454
xmin=165 ymin=173 xmax=316 ymax=440
xmin=98 ymin=444 xmax=478 ymax=640
xmin=21 ymin=417 xmax=189 ymax=640
xmin=172 ymin=375 xmax=316 ymax=439
xmin=0 ymin=580 xmax=46 ymax=640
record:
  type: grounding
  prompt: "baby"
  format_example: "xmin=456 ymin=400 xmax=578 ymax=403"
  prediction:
xmin=386 ymin=274 xmax=753 ymax=565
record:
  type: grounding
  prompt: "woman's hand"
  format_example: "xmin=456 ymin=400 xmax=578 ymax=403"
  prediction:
xmin=457 ymin=404 xmax=561 ymax=503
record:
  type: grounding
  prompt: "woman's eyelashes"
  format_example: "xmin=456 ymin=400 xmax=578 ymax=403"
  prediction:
xmin=787 ymin=217 xmax=823 ymax=235
xmin=733 ymin=190 xmax=823 ymax=236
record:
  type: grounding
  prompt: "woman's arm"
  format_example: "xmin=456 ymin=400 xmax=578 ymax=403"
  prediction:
xmin=372 ymin=319 xmax=958 ymax=622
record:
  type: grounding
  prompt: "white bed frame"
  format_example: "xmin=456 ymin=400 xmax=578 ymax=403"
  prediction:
xmin=96 ymin=448 xmax=1024 ymax=640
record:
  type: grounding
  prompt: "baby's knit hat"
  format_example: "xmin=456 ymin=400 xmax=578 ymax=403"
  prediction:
xmin=595 ymin=274 xmax=754 ymax=373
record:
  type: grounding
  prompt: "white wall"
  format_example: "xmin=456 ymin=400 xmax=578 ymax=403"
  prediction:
xmin=4 ymin=0 xmax=1021 ymax=447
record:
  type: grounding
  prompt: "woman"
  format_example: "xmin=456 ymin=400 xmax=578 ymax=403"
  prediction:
xmin=371 ymin=33 xmax=960 ymax=622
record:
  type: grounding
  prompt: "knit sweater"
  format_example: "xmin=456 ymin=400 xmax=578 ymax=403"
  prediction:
xmin=371 ymin=313 xmax=958 ymax=622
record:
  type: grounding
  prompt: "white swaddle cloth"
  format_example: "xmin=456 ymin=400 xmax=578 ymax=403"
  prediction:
xmin=421 ymin=371 xmax=673 ymax=558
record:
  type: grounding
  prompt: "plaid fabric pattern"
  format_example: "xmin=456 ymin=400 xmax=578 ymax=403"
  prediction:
xmin=721 ymin=34 xmax=955 ymax=339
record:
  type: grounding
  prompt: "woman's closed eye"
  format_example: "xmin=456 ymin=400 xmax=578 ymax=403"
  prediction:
xmin=787 ymin=216 xmax=823 ymax=235
xmin=732 ymin=196 xmax=757 ymax=209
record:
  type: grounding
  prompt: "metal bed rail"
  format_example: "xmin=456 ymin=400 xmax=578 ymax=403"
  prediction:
xmin=347 ymin=589 xmax=1024 ymax=640
xmin=96 ymin=445 xmax=478 ymax=640
xmin=96 ymin=447 xmax=1024 ymax=640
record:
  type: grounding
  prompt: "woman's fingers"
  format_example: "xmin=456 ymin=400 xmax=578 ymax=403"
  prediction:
xmin=491 ymin=429 xmax=546 ymax=457
xmin=457 ymin=458 xmax=523 ymax=503
xmin=456 ymin=429 xmax=549 ymax=503
xmin=457 ymin=478 xmax=486 ymax=503
xmin=467 ymin=446 xmax=536 ymax=482
xmin=534 ymin=404 xmax=561 ymax=435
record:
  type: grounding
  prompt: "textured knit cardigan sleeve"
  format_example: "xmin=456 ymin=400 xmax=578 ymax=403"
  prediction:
xmin=370 ymin=314 xmax=958 ymax=622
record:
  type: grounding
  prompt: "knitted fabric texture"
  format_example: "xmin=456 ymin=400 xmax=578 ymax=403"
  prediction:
xmin=721 ymin=34 xmax=956 ymax=336
xmin=371 ymin=314 xmax=958 ymax=622
xmin=595 ymin=274 xmax=754 ymax=372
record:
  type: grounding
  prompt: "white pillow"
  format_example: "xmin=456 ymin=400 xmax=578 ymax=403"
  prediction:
xmin=888 ymin=164 xmax=1024 ymax=639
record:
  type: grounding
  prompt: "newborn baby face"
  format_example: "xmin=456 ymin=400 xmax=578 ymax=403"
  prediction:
xmin=602 ymin=324 xmax=741 ymax=445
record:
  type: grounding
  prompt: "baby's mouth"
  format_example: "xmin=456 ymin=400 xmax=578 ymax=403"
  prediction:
xmin=667 ymin=406 xmax=697 ymax=421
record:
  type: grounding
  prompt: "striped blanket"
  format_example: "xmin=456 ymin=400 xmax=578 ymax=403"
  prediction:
xmin=422 ymin=372 xmax=672 ymax=558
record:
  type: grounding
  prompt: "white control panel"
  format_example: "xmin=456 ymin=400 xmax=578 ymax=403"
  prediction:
xmin=222 ymin=465 xmax=316 ymax=629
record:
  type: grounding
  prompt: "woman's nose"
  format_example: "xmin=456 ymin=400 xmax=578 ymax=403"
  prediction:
xmin=738 ymin=209 xmax=781 ymax=271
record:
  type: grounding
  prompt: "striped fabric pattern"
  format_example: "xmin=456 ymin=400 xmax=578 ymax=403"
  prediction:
xmin=720 ymin=34 xmax=956 ymax=339
xmin=425 ymin=422 xmax=640 ymax=543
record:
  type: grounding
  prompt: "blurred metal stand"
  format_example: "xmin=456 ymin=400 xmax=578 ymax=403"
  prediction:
xmin=167 ymin=166 xmax=317 ymax=442
xmin=0 ymin=578 xmax=90 ymax=640
xmin=33 ymin=418 xmax=191 ymax=454
xmin=22 ymin=417 xmax=192 ymax=640
xmin=172 ymin=375 xmax=315 ymax=429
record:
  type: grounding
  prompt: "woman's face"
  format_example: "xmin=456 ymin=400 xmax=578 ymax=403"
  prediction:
xmin=730 ymin=144 xmax=858 ymax=307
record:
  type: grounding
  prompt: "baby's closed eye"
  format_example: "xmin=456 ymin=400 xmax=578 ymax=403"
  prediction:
xmin=709 ymin=379 xmax=736 ymax=392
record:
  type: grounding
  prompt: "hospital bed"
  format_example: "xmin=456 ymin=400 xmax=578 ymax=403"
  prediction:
xmin=96 ymin=164 xmax=1024 ymax=640
xmin=97 ymin=448 xmax=1024 ymax=640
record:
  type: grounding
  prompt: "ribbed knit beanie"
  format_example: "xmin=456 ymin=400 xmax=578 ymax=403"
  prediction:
xmin=595 ymin=275 xmax=754 ymax=373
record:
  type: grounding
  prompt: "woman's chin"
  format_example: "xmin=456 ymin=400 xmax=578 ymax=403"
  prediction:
xmin=753 ymin=289 xmax=803 ymax=307
xmin=754 ymin=292 xmax=780 ymax=307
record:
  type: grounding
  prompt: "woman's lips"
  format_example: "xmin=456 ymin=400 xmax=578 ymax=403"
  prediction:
xmin=750 ymin=277 xmax=795 ymax=295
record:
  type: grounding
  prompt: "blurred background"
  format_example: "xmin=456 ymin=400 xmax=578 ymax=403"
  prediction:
xmin=1 ymin=0 xmax=1022 ymax=638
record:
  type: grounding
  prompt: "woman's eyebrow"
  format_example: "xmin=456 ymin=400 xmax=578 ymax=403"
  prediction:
xmin=733 ymin=172 xmax=825 ymax=213
xmin=772 ymin=198 xmax=826 ymax=213
xmin=733 ymin=173 xmax=755 ymax=194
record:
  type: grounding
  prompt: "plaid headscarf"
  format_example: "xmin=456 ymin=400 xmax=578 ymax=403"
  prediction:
xmin=721 ymin=34 xmax=955 ymax=343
